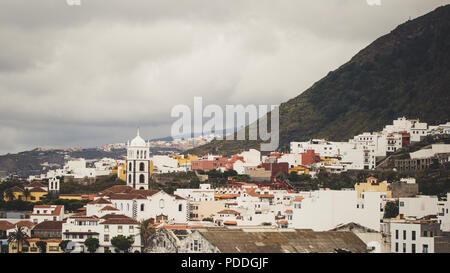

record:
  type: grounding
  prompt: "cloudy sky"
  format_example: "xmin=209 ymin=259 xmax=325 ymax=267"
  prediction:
xmin=0 ymin=0 xmax=448 ymax=154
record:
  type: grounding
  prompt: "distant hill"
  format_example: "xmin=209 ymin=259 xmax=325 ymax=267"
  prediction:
xmin=187 ymin=5 xmax=450 ymax=156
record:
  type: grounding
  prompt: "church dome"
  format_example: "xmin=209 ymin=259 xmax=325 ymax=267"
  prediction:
xmin=130 ymin=128 xmax=147 ymax=147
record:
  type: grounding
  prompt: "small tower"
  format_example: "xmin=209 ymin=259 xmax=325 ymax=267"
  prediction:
xmin=126 ymin=128 xmax=151 ymax=190
xmin=48 ymin=177 xmax=60 ymax=196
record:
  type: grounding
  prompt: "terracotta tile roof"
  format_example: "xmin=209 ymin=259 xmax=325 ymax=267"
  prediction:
xmin=0 ymin=220 xmax=15 ymax=231
xmin=32 ymin=221 xmax=63 ymax=231
xmin=130 ymin=189 xmax=159 ymax=197
xmin=98 ymin=185 xmax=134 ymax=196
xmin=28 ymin=238 xmax=62 ymax=243
xmin=285 ymin=210 xmax=293 ymax=214
xmin=9 ymin=186 xmax=24 ymax=192
xmin=77 ymin=207 xmax=87 ymax=211
xmin=245 ymin=188 xmax=274 ymax=198
xmin=218 ymin=209 xmax=240 ymax=215
xmin=15 ymin=221 xmax=35 ymax=229
xmin=293 ymin=197 xmax=304 ymax=202
xmin=63 ymin=231 xmax=99 ymax=235
xmin=278 ymin=220 xmax=289 ymax=225
xmin=224 ymin=221 xmax=237 ymax=225
xmin=100 ymin=217 xmax=139 ymax=225
xmin=71 ymin=211 xmax=87 ymax=217
xmin=171 ymin=194 xmax=186 ymax=200
xmin=100 ymin=205 xmax=119 ymax=211
xmin=28 ymin=181 xmax=46 ymax=188
xmin=29 ymin=187 xmax=47 ymax=193
xmin=100 ymin=214 xmax=130 ymax=220
xmin=88 ymin=198 xmax=112 ymax=205
xmin=109 ymin=193 xmax=147 ymax=200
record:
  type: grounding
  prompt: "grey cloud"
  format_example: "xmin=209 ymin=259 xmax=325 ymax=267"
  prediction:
xmin=0 ymin=0 xmax=448 ymax=154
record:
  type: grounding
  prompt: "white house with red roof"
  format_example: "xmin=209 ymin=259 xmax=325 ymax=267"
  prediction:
xmin=30 ymin=205 xmax=64 ymax=224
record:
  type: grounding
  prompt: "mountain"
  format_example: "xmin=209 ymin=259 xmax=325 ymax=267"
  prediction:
xmin=187 ymin=5 xmax=450 ymax=156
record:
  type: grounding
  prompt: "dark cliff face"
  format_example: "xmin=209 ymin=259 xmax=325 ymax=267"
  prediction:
xmin=188 ymin=5 xmax=450 ymax=156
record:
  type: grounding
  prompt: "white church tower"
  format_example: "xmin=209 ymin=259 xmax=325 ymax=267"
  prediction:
xmin=126 ymin=128 xmax=151 ymax=190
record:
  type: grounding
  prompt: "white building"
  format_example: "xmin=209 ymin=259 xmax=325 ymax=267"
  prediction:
xmin=126 ymin=129 xmax=151 ymax=190
xmin=410 ymin=144 xmax=450 ymax=159
xmin=30 ymin=205 xmax=64 ymax=224
xmin=390 ymin=220 xmax=442 ymax=253
xmin=438 ymin=193 xmax=450 ymax=232
xmin=383 ymin=117 xmax=428 ymax=143
xmin=399 ymin=195 xmax=439 ymax=219
xmin=290 ymin=190 xmax=385 ymax=231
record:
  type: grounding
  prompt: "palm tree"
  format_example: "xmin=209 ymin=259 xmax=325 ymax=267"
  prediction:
xmin=7 ymin=226 xmax=30 ymax=253
xmin=137 ymin=219 xmax=155 ymax=251
xmin=5 ymin=189 xmax=14 ymax=201
xmin=23 ymin=189 xmax=31 ymax=201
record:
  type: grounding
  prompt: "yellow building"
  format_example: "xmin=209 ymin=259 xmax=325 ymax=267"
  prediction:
xmin=289 ymin=166 xmax=310 ymax=175
xmin=355 ymin=177 xmax=392 ymax=198
xmin=3 ymin=186 xmax=47 ymax=202
xmin=9 ymin=238 xmax=63 ymax=253
xmin=176 ymin=155 xmax=198 ymax=167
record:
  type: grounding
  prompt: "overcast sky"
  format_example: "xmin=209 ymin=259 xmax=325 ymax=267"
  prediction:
xmin=0 ymin=0 xmax=448 ymax=154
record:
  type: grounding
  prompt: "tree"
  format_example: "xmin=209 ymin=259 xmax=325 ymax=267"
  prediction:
xmin=138 ymin=220 xmax=155 ymax=251
xmin=7 ymin=226 xmax=30 ymax=253
xmin=5 ymin=189 xmax=14 ymax=201
xmin=36 ymin=241 xmax=47 ymax=253
xmin=384 ymin=201 xmax=399 ymax=219
xmin=23 ymin=188 xmax=31 ymax=201
xmin=59 ymin=240 xmax=71 ymax=253
xmin=84 ymin=237 xmax=100 ymax=253
xmin=111 ymin=235 xmax=134 ymax=253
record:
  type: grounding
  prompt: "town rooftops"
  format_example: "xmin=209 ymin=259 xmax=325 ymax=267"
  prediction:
xmin=100 ymin=205 xmax=119 ymax=211
xmin=100 ymin=214 xmax=131 ymax=220
xmin=0 ymin=220 xmax=15 ymax=231
xmin=15 ymin=220 xmax=35 ymax=229
xmin=29 ymin=187 xmax=47 ymax=193
xmin=32 ymin=205 xmax=63 ymax=216
xmin=9 ymin=186 xmax=24 ymax=192
xmin=32 ymin=221 xmax=63 ymax=231
xmin=88 ymin=198 xmax=112 ymax=205
xmin=196 ymin=228 xmax=368 ymax=253
xmin=100 ymin=216 xmax=139 ymax=225
xmin=28 ymin=181 xmax=46 ymax=188
xmin=217 ymin=210 xmax=241 ymax=215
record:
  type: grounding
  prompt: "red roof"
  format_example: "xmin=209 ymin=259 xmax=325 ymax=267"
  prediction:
xmin=100 ymin=217 xmax=139 ymax=225
xmin=100 ymin=205 xmax=119 ymax=211
xmin=218 ymin=209 xmax=240 ymax=215
xmin=15 ymin=221 xmax=35 ymax=229
xmin=293 ymin=197 xmax=304 ymax=202
xmin=223 ymin=221 xmax=237 ymax=225
xmin=0 ymin=220 xmax=15 ymax=231
xmin=88 ymin=198 xmax=112 ymax=205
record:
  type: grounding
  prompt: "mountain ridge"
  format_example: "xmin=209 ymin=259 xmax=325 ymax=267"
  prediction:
xmin=186 ymin=5 xmax=450 ymax=156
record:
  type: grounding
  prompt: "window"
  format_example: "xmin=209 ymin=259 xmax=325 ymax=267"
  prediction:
xmin=423 ymin=244 xmax=428 ymax=253
xmin=104 ymin=225 xmax=109 ymax=232
xmin=129 ymin=162 xmax=132 ymax=171
xmin=159 ymin=199 xmax=165 ymax=209
xmin=129 ymin=226 xmax=134 ymax=233
xmin=412 ymin=231 xmax=416 ymax=240
xmin=140 ymin=204 xmax=145 ymax=211
xmin=118 ymin=226 xmax=123 ymax=233
xmin=412 ymin=244 xmax=416 ymax=253
xmin=140 ymin=162 xmax=145 ymax=171
xmin=395 ymin=230 xmax=399 ymax=239
xmin=140 ymin=174 xmax=145 ymax=183
xmin=104 ymin=234 xmax=109 ymax=242
xmin=403 ymin=230 xmax=406 ymax=240
xmin=403 ymin=243 xmax=406 ymax=253
xmin=395 ymin=243 xmax=398 ymax=252
xmin=179 ymin=204 xmax=182 ymax=212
